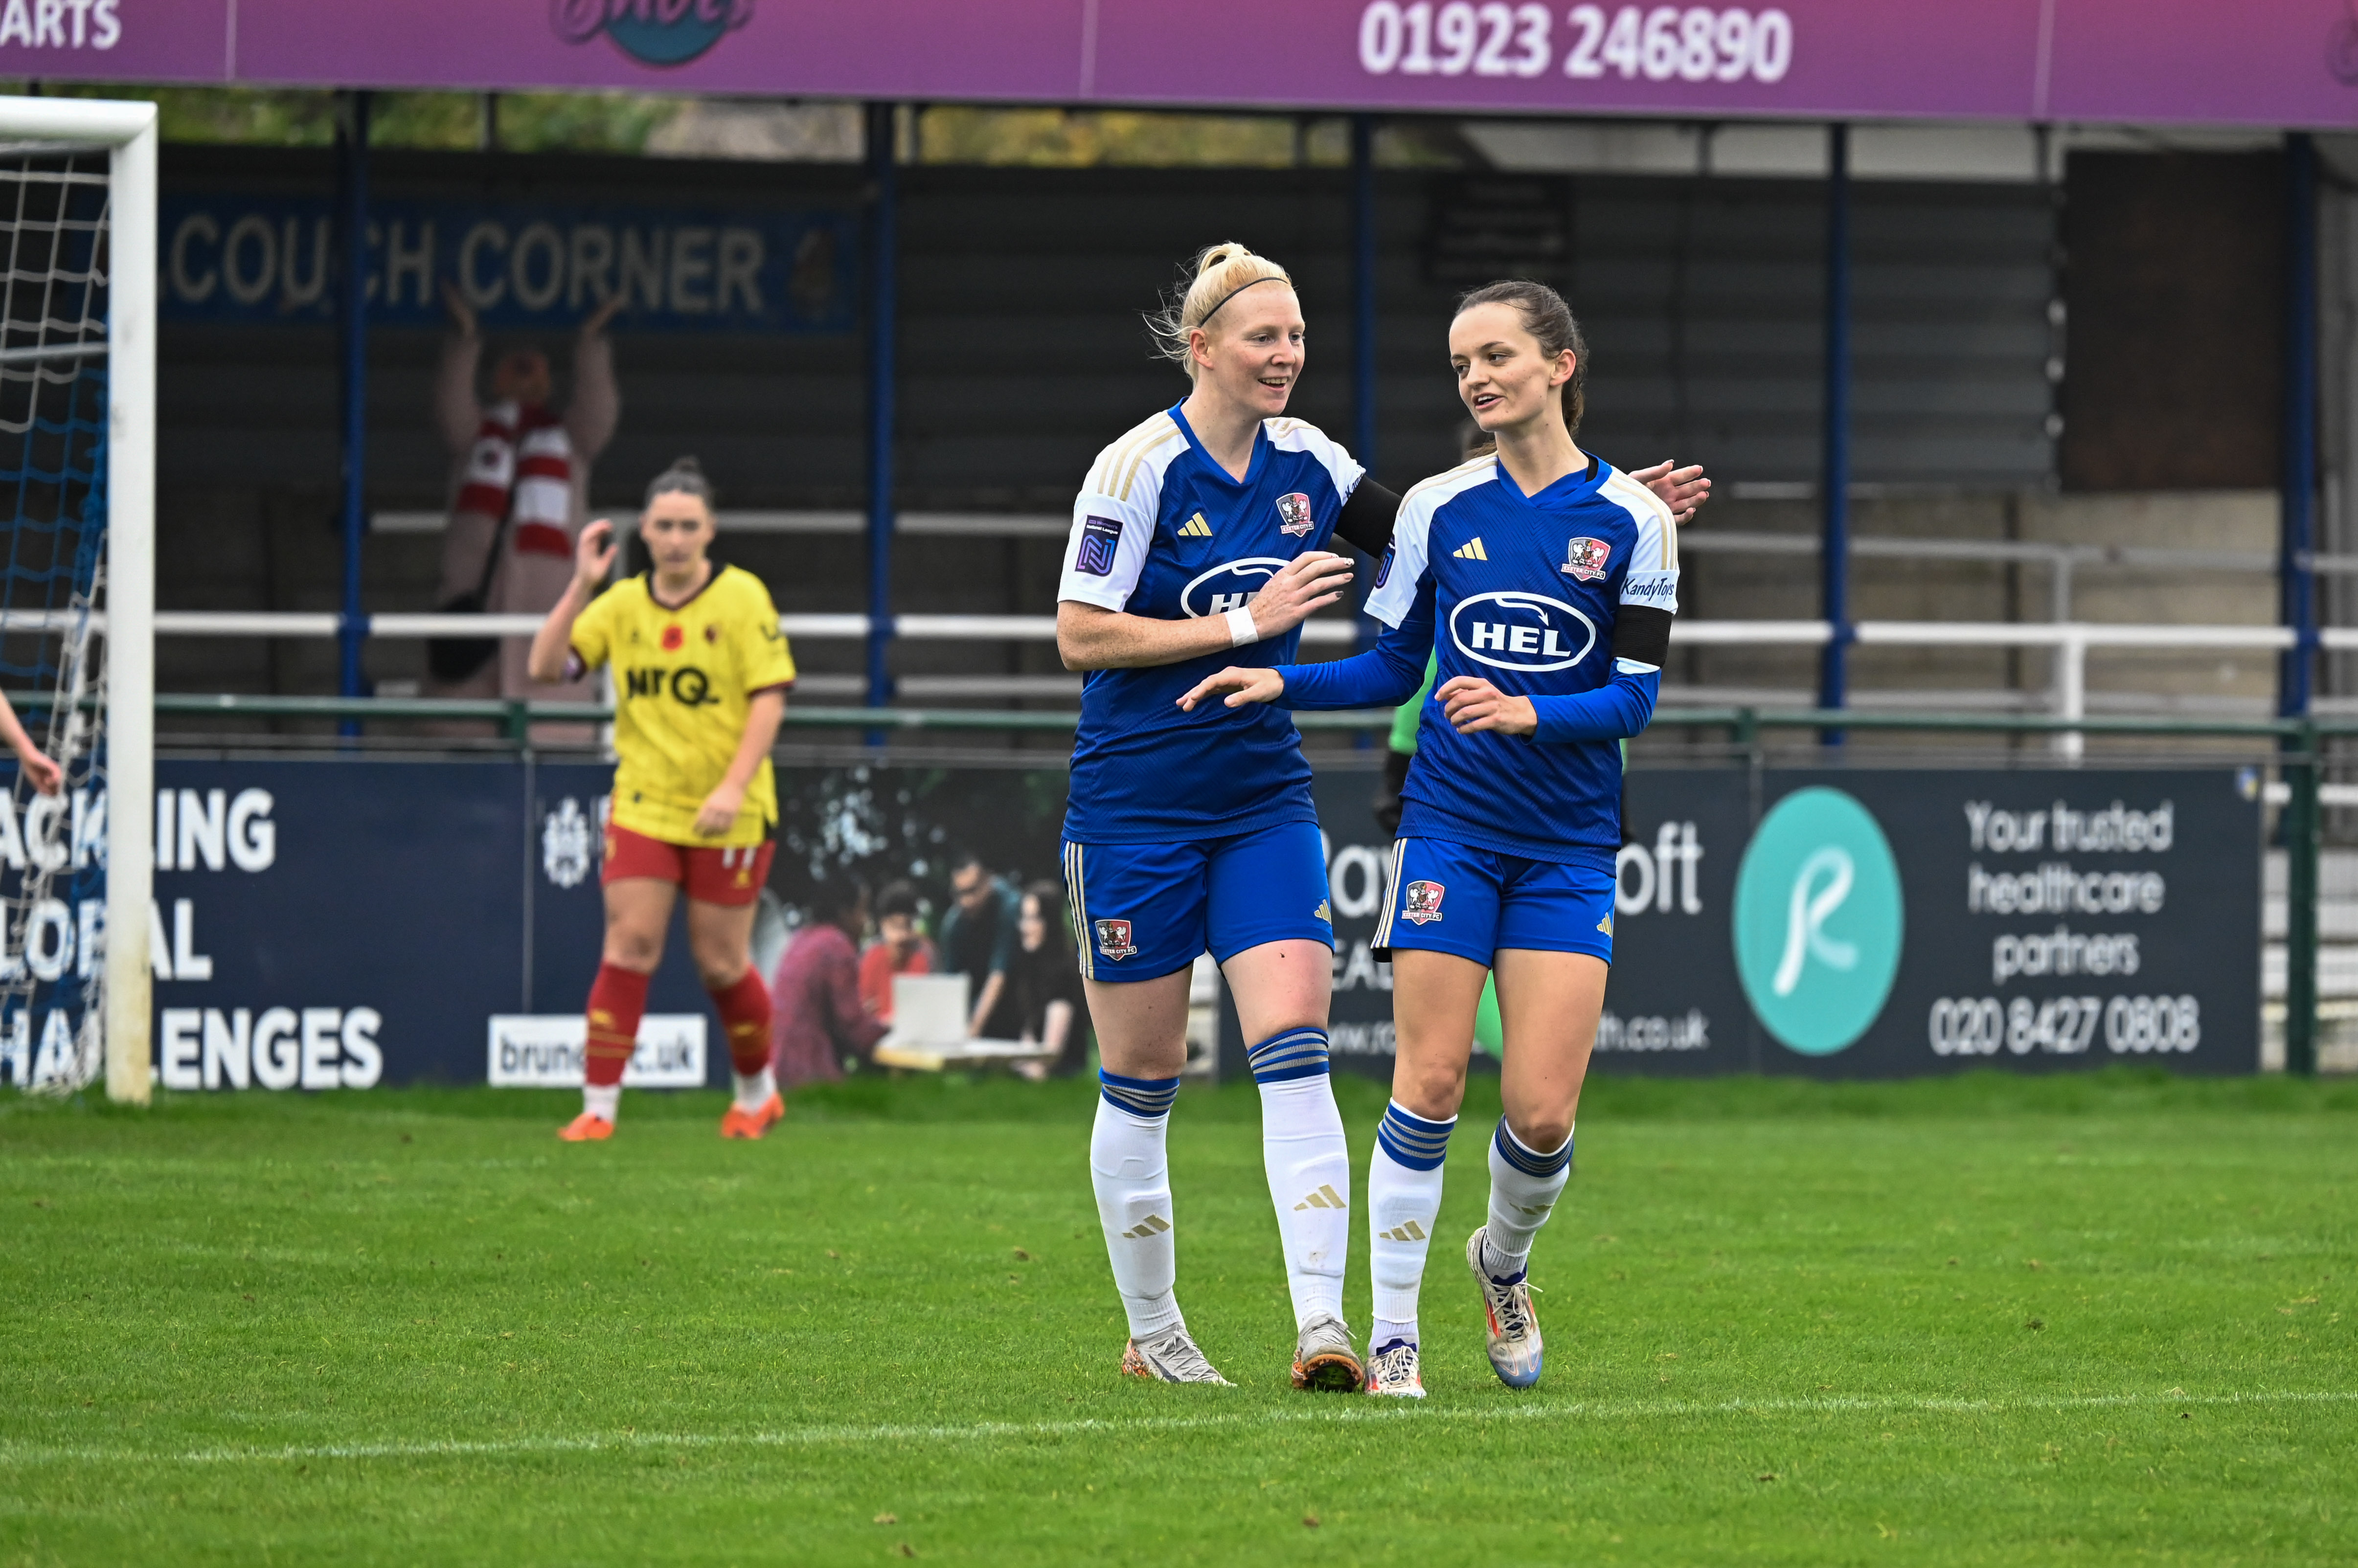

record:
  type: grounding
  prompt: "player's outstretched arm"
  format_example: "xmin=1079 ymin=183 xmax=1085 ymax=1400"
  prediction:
xmin=1058 ymin=551 xmax=1356 ymax=672
xmin=0 ymin=691 xmax=61 ymax=796
xmin=1628 ymin=459 xmax=1711 ymax=525
xmin=527 ymin=519 xmax=618 ymax=684
xmin=1176 ymin=667 xmax=1287 ymax=710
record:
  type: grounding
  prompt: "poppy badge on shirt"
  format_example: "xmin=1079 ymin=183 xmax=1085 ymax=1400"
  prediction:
xmin=1094 ymin=918 xmax=1139 ymax=961
xmin=1561 ymin=537 xmax=1612 ymax=582
xmin=1275 ymin=492 xmax=1315 ymax=537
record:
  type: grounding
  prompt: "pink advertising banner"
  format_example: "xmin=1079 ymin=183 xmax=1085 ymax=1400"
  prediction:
xmin=3 ymin=0 xmax=2356 ymax=130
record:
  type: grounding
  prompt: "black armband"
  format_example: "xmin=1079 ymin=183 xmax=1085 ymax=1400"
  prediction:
xmin=1611 ymin=605 xmax=1674 ymax=669
xmin=1332 ymin=479 xmax=1402 ymax=557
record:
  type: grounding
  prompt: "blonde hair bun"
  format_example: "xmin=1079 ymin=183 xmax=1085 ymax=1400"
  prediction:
xmin=1147 ymin=242 xmax=1294 ymax=378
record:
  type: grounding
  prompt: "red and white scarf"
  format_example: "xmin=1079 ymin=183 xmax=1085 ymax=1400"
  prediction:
xmin=455 ymin=400 xmax=574 ymax=562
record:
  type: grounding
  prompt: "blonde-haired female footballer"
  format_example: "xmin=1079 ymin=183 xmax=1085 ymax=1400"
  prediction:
xmin=1059 ymin=245 xmax=1705 ymax=1389
xmin=527 ymin=457 xmax=795 ymax=1142
xmin=1184 ymin=280 xmax=1685 ymax=1397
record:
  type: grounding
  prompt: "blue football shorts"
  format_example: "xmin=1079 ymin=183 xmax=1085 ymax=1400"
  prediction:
xmin=1062 ymin=820 xmax=1334 ymax=984
xmin=1372 ymin=837 xmax=1617 ymax=967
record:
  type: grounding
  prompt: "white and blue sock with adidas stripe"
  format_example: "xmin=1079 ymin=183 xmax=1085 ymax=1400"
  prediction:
xmin=1481 ymin=1118 xmax=1574 ymax=1281
xmin=1368 ymin=1099 xmax=1455 ymax=1351
xmin=1249 ymin=1027 xmax=1351 ymax=1330
xmin=1091 ymin=1070 xmax=1185 ymax=1341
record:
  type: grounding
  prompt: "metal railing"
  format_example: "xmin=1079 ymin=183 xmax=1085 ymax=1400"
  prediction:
xmin=45 ymin=606 xmax=2346 ymax=760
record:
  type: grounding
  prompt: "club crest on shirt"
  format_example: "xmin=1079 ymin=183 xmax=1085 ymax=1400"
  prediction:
xmin=662 ymin=624 xmax=685 ymax=651
xmin=1094 ymin=918 xmax=1138 ymax=961
xmin=704 ymin=624 xmax=720 ymax=643
xmin=1402 ymin=880 xmax=1446 ymax=925
xmin=1275 ymin=492 xmax=1315 ymax=537
xmin=1561 ymin=537 xmax=1612 ymax=582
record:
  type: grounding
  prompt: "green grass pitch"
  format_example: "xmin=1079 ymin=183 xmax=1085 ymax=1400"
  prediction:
xmin=4 ymin=1069 xmax=2356 ymax=1565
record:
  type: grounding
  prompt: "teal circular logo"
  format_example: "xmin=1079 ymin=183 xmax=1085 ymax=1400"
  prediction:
xmin=1732 ymin=786 xmax=1904 ymax=1055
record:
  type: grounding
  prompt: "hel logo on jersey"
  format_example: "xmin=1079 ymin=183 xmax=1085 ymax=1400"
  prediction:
xmin=1275 ymin=492 xmax=1315 ymax=537
xmin=1094 ymin=918 xmax=1139 ymax=961
xmin=1076 ymin=515 xmax=1123 ymax=576
xmin=1402 ymin=880 xmax=1446 ymax=925
xmin=1561 ymin=536 xmax=1612 ymax=582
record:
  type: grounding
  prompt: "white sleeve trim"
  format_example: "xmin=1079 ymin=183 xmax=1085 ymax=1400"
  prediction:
xmin=1265 ymin=418 xmax=1367 ymax=506
xmin=1604 ymin=470 xmax=1680 ymax=614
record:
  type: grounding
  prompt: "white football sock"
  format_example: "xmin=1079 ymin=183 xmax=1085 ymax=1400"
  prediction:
xmin=582 ymin=1083 xmax=619 ymax=1123
xmin=1247 ymin=1029 xmax=1349 ymax=1329
xmin=1091 ymin=1073 xmax=1184 ymax=1341
xmin=731 ymin=1065 xmax=777 ymax=1114
xmin=1482 ymin=1118 xmax=1573 ymax=1280
xmin=1369 ymin=1099 xmax=1454 ymax=1348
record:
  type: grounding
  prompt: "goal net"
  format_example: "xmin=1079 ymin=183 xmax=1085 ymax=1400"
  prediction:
xmin=0 ymin=98 xmax=155 ymax=1101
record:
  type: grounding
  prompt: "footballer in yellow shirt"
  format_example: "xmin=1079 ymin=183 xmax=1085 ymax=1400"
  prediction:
xmin=527 ymin=458 xmax=795 ymax=1145
xmin=567 ymin=563 xmax=796 ymax=848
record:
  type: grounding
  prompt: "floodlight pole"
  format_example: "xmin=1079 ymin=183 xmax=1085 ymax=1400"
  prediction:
xmin=335 ymin=91 xmax=372 ymax=735
xmin=1816 ymin=122 xmax=1852 ymax=743
xmin=863 ymin=102 xmax=898 ymax=719
xmin=1351 ymin=114 xmax=1381 ymax=704
xmin=2281 ymin=131 xmax=2321 ymax=1077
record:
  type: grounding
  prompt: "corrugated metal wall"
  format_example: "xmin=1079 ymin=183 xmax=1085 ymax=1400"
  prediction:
xmin=159 ymin=146 xmax=2057 ymax=515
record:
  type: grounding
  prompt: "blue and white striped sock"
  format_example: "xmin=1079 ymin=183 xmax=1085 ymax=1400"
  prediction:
xmin=1482 ymin=1118 xmax=1573 ymax=1281
xmin=1369 ymin=1099 xmax=1456 ymax=1349
xmin=1091 ymin=1071 xmax=1185 ymax=1340
xmin=1249 ymin=1027 xmax=1351 ymax=1328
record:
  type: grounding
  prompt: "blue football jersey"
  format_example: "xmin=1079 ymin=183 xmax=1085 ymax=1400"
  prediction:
xmin=1363 ymin=453 xmax=1678 ymax=859
xmin=1058 ymin=403 xmax=1365 ymax=843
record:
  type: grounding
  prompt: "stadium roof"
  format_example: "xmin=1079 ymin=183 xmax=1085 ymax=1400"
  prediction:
xmin=6 ymin=0 xmax=2355 ymax=131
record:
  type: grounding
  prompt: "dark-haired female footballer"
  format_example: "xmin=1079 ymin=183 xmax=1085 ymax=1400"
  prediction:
xmin=1181 ymin=280 xmax=1676 ymax=1398
xmin=1060 ymin=246 xmax=1706 ymax=1390
xmin=527 ymin=458 xmax=795 ymax=1144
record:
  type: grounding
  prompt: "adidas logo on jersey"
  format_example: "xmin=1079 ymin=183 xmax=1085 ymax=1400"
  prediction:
xmin=1178 ymin=514 xmax=1213 ymax=538
xmin=1121 ymin=1214 xmax=1172 ymax=1239
xmin=1452 ymin=538 xmax=1489 ymax=560
xmin=1314 ymin=899 xmax=1331 ymax=922
xmin=1379 ymin=1220 xmax=1428 ymax=1243
xmin=1597 ymin=913 xmax=1613 ymax=937
xmin=1293 ymin=1184 xmax=1346 ymax=1212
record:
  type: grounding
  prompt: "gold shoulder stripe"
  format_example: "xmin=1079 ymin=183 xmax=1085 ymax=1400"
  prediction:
xmin=1084 ymin=412 xmax=1174 ymax=496
xmin=1400 ymin=452 xmax=1497 ymax=508
xmin=1113 ymin=416 xmax=1184 ymax=503
xmin=1604 ymin=471 xmax=1679 ymax=570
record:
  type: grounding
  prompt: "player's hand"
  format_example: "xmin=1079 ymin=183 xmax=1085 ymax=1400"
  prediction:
xmin=574 ymin=518 xmax=619 ymax=590
xmin=1243 ymin=551 xmax=1357 ymax=640
xmin=580 ymin=291 xmax=623 ymax=338
xmin=440 ymin=278 xmax=477 ymax=339
xmin=693 ymin=783 xmax=745 ymax=839
xmin=1437 ymin=676 xmax=1538 ymax=737
xmin=16 ymin=747 xmax=61 ymax=797
xmin=1177 ymin=666 xmax=1286 ymax=711
xmin=1629 ymin=459 xmax=1710 ymax=525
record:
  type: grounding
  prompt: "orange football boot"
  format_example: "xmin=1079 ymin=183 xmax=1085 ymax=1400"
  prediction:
xmin=718 ymin=1093 xmax=785 ymax=1140
xmin=558 ymin=1112 xmax=614 ymax=1142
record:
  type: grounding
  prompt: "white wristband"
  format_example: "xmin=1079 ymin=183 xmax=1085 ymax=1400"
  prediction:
xmin=1225 ymin=606 xmax=1260 ymax=648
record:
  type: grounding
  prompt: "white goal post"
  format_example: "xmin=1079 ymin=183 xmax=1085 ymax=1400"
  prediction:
xmin=0 ymin=96 xmax=157 ymax=1105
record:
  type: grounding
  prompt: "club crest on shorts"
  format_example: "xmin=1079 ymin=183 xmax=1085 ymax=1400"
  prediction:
xmin=1402 ymin=880 xmax=1446 ymax=925
xmin=1561 ymin=536 xmax=1612 ymax=582
xmin=1094 ymin=918 xmax=1139 ymax=961
xmin=1275 ymin=492 xmax=1315 ymax=537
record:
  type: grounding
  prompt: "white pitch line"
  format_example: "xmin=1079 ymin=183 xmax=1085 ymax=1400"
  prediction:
xmin=3 ymin=1388 xmax=2352 ymax=1470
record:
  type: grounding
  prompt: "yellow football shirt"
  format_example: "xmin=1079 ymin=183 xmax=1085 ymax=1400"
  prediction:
xmin=567 ymin=565 xmax=795 ymax=848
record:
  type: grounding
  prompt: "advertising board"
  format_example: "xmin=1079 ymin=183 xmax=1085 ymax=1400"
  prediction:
xmin=6 ymin=0 xmax=2357 ymax=132
xmin=0 ymin=757 xmax=2261 ymax=1095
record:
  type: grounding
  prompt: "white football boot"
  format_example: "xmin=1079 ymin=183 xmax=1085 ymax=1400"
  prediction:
xmin=1466 ymin=1226 xmax=1544 ymax=1389
xmin=1363 ymin=1337 xmax=1427 ymax=1399
xmin=1291 ymin=1312 xmax=1365 ymax=1393
xmin=1121 ymin=1325 xmax=1233 ymax=1386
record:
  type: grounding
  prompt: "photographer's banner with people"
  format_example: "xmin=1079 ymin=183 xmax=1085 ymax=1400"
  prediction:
xmin=0 ymin=758 xmax=2262 ymax=1094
